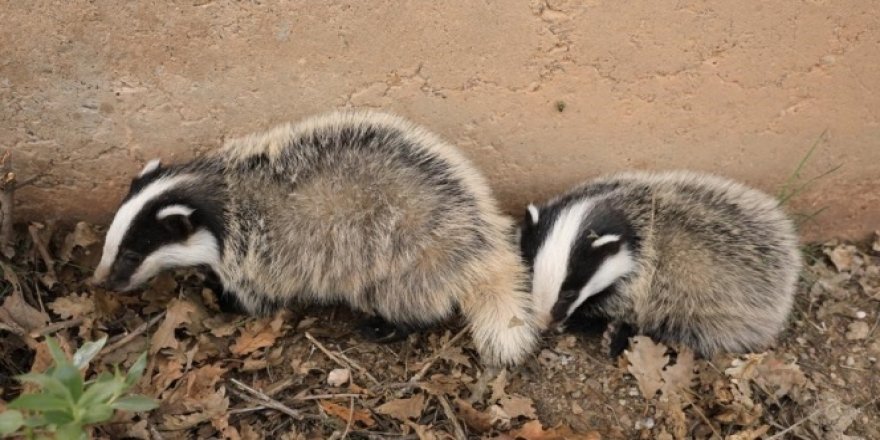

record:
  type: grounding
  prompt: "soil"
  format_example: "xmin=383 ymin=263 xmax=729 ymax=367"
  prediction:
xmin=0 ymin=223 xmax=878 ymax=439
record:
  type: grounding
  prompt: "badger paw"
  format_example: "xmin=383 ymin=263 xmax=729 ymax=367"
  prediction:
xmin=357 ymin=316 xmax=411 ymax=343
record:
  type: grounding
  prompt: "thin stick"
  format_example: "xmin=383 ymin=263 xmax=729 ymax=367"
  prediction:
xmin=294 ymin=393 xmax=366 ymax=401
xmin=229 ymin=378 xmax=317 ymax=420
xmin=437 ymin=395 xmax=466 ymax=440
xmin=682 ymin=395 xmax=720 ymax=439
xmin=765 ymin=407 xmax=822 ymax=440
xmin=228 ymin=405 xmax=268 ymax=415
xmin=0 ymin=150 xmax=15 ymax=259
xmin=409 ymin=328 xmax=468 ymax=383
xmin=28 ymin=223 xmax=57 ymax=285
xmin=305 ymin=332 xmax=380 ymax=385
xmin=30 ymin=317 xmax=85 ymax=337
xmin=99 ymin=312 xmax=165 ymax=356
xmin=341 ymin=397 xmax=355 ymax=439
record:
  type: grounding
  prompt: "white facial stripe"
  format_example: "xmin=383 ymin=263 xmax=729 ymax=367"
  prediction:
xmin=531 ymin=198 xmax=593 ymax=326
xmin=591 ymin=234 xmax=621 ymax=248
xmin=138 ymin=159 xmax=161 ymax=177
xmin=527 ymin=204 xmax=539 ymax=224
xmin=566 ymin=246 xmax=635 ymax=318
xmin=125 ymin=229 xmax=220 ymax=290
xmin=156 ymin=204 xmax=194 ymax=220
xmin=94 ymin=175 xmax=194 ymax=282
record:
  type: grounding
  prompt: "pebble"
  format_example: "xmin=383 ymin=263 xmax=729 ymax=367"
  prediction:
xmin=846 ymin=356 xmax=855 ymax=366
xmin=326 ymin=368 xmax=350 ymax=387
xmin=856 ymin=310 xmax=867 ymax=319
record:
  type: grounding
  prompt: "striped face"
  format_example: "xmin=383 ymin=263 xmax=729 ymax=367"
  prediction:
xmin=520 ymin=198 xmax=636 ymax=330
xmin=92 ymin=160 xmax=221 ymax=292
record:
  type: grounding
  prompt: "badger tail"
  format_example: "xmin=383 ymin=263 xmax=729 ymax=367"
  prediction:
xmin=459 ymin=245 xmax=540 ymax=367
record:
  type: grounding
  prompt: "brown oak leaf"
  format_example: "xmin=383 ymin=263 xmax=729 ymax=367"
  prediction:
xmin=376 ymin=394 xmax=426 ymax=421
xmin=319 ymin=401 xmax=375 ymax=427
xmin=625 ymin=336 xmax=668 ymax=399
xmin=660 ymin=349 xmax=695 ymax=397
xmin=230 ymin=313 xmax=285 ymax=356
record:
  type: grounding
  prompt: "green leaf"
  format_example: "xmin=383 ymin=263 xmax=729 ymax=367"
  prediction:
xmin=111 ymin=395 xmax=159 ymax=412
xmin=79 ymin=403 xmax=113 ymax=425
xmin=42 ymin=410 xmax=75 ymax=425
xmin=8 ymin=394 xmax=70 ymax=412
xmin=0 ymin=410 xmax=24 ymax=435
xmin=77 ymin=379 xmax=125 ymax=408
xmin=46 ymin=338 xmax=71 ymax=368
xmin=22 ymin=414 xmax=49 ymax=428
xmin=72 ymin=336 xmax=107 ymax=369
xmin=54 ymin=422 xmax=87 ymax=440
xmin=125 ymin=352 xmax=149 ymax=387
xmin=54 ymin=364 xmax=84 ymax=401
xmin=15 ymin=373 xmax=73 ymax=401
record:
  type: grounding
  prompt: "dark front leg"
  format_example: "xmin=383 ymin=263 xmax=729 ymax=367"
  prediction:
xmin=205 ymin=270 xmax=247 ymax=315
xmin=608 ymin=321 xmax=638 ymax=358
xmin=356 ymin=316 xmax=413 ymax=343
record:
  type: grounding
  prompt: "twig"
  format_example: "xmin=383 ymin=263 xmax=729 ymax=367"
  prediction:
xmin=305 ymin=332 xmax=380 ymax=386
xmin=148 ymin=422 xmax=163 ymax=440
xmin=409 ymin=328 xmax=468 ymax=383
xmin=341 ymin=397 xmax=355 ymax=439
xmin=28 ymin=223 xmax=57 ymax=285
xmin=436 ymin=395 xmax=466 ymax=440
xmin=99 ymin=312 xmax=166 ymax=357
xmin=0 ymin=150 xmax=15 ymax=259
xmin=229 ymin=378 xmax=319 ymax=420
xmin=682 ymin=394 xmax=720 ymax=439
xmin=294 ymin=393 xmax=366 ymax=401
xmin=0 ymin=317 xmax=40 ymax=349
xmin=766 ymin=407 xmax=823 ymax=440
xmin=30 ymin=317 xmax=85 ymax=337
xmin=228 ymin=405 xmax=268 ymax=415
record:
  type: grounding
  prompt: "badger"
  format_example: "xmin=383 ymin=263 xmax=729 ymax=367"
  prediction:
xmin=520 ymin=170 xmax=801 ymax=358
xmin=92 ymin=110 xmax=539 ymax=366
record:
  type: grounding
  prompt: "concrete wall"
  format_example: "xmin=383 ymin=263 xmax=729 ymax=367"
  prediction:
xmin=2 ymin=1 xmax=878 ymax=241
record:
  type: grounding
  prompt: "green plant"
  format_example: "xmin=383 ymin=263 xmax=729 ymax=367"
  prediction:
xmin=0 ymin=336 xmax=158 ymax=440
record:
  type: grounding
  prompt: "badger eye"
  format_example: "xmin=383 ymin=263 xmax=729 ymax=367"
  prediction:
xmin=121 ymin=250 xmax=142 ymax=263
xmin=561 ymin=290 xmax=578 ymax=301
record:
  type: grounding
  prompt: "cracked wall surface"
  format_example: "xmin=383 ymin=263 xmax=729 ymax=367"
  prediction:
xmin=1 ymin=0 xmax=878 ymax=240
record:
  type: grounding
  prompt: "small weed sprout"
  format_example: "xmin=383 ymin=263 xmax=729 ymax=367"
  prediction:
xmin=0 ymin=336 xmax=157 ymax=440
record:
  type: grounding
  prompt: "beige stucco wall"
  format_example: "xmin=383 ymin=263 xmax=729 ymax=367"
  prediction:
xmin=2 ymin=1 xmax=878 ymax=241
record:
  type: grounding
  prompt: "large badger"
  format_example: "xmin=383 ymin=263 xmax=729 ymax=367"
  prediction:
xmin=93 ymin=110 xmax=539 ymax=366
xmin=520 ymin=170 xmax=801 ymax=357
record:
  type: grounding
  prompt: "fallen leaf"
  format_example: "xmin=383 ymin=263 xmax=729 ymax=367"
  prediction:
xmin=824 ymin=244 xmax=860 ymax=272
xmin=625 ymin=336 xmax=668 ymax=399
xmin=455 ymin=398 xmax=494 ymax=433
xmin=754 ymin=354 xmax=807 ymax=400
xmin=404 ymin=420 xmax=439 ymax=440
xmin=319 ymin=401 xmax=375 ymax=427
xmin=845 ymin=321 xmax=870 ymax=340
xmin=60 ymin=221 xmax=100 ymax=262
xmin=439 ymin=345 xmax=471 ymax=367
xmin=376 ymin=394 xmax=426 ymax=421
xmin=0 ymin=288 xmax=49 ymax=333
xmin=490 ymin=368 xmax=509 ymax=402
xmin=421 ymin=374 xmax=463 ymax=396
xmin=151 ymin=299 xmax=199 ymax=354
xmin=508 ymin=420 xmax=601 ymax=440
xmin=660 ymin=349 xmax=695 ymax=397
xmin=725 ymin=425 xmax=769 ymax=440
xmin=499 ymin=395 xmax=537 ymax=419
xmin=230 ymin=313 xmax=285 ymax=356
xmin=49 ymin=292 xmax=95 ymax=319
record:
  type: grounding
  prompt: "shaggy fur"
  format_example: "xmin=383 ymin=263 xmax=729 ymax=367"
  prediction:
xmin=94 ymin=110 xmax=539 ymax=366
xmin=521 ymin=170 xmax=802 ymax=357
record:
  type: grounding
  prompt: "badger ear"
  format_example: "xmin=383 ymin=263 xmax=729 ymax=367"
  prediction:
xmin=525 ymin=203 xmax=539 ymax=226
xmin=139 ymin=158 xmax=162 ymax=177
xmin=156 ymin=204 xmax=195 ymax=236
xmin=591 ymin=234 xmax=621 ymax=248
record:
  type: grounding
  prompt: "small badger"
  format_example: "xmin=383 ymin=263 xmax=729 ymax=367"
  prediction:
xmin=92 ymin=110 xmax=539 ymax=366
xmin=520 ymin=170 xmax=801 ymax=357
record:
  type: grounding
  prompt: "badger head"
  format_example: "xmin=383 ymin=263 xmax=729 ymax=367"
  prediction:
xmin=520 ymin=198 xmax=636 ymax=331
xmin=92 ymin=159 xmax=223 ymax=291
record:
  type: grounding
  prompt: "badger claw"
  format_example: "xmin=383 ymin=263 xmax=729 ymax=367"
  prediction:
xmin=357 ymin=316 xmax=411 ymax=343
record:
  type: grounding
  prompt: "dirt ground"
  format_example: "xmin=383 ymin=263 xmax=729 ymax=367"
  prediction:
xmin=0 ymin=222 xmax=878 ymax=439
